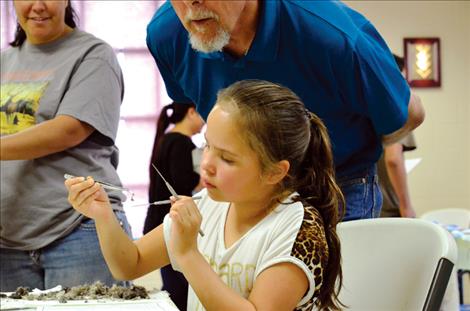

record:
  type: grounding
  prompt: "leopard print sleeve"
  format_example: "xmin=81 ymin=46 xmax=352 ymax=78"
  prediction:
xmin=291 ymin=205 xmax=329 ymax=311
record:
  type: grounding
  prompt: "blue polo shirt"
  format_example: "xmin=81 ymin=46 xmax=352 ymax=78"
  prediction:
xmin=146 ymin=0 xmax=410 ymax=177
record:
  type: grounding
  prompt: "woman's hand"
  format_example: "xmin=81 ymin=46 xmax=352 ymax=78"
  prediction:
xmin=65 ymin=177 xmax=112 ymax=220
xmin=168 ymin=196 xmax=202 ymax=260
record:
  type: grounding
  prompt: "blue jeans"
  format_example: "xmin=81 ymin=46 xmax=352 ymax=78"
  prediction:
xmin=337 ymin=165 xmax=383 ymax=221
xmin=0 ymin=211 xmax=131 ymax=291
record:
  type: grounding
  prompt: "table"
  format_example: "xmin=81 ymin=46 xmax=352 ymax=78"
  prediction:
xmin=451 ymin=228 xmax=470 ymax=271
xmin=0 ymin=290 xmax=179 ymax=310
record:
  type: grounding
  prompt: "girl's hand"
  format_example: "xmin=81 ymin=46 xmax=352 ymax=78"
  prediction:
xmin=65 ymin=176 xmax=112 ymax=220
xmin=168 ymin=196 xmax=202 ymax=260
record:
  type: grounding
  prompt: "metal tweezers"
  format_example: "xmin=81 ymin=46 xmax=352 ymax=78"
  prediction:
xmin=64 ymin=174 xmax=135 ymax=201
xmin=151 ymin=164 xmax=205 ymax=237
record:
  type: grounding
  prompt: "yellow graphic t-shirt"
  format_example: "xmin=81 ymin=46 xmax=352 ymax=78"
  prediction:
xmin=0 ymin=81 xmax=48 ymax=135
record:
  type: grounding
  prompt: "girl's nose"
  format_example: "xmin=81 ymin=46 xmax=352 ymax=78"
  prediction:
xmin=200 ymin=150 xmax=215 ymax=176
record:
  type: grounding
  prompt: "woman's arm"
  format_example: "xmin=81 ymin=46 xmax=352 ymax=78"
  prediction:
xmin=65 ymin=177 xmax=170 ymax=280
xmin=0 ymin=115 xmax=93 ymax=160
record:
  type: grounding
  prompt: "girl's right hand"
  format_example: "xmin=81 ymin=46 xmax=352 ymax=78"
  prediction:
xmin=168 ymin=196 xmax=201 ymax=260
xmin=65 ymin=176 xmax=112 ymax=220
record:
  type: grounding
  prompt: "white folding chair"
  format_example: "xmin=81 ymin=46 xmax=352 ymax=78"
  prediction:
xmin=420 ymin=208 xmax=470 ymax=229
xmin=337 ymin=218 xmax=457 ymax=311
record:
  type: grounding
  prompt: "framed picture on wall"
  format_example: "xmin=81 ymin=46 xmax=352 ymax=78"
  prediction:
xmin=404 ymin=37 xmax=441 ymax=87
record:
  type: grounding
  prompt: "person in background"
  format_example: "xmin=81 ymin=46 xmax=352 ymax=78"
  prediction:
xmin=66 ymin=80 xmax=344 ymax=311
xmin=378 ymin=133 xmax=417 ymax=217
xmin=146 ymin=0 xmax=425 ymax=221
xmin=144 ymin=102 xmax=204 ymax=310
xmin=379 ymin=55 xmax=418 ymax=218
xmin=0 ymin=0 xmax=131 ymax=290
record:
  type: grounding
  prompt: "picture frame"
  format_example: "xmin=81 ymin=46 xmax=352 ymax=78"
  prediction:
xmin=404 ymin=37 xmax=441 ymax=87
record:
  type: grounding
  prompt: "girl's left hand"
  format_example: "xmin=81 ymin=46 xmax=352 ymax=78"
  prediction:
xmin=168 ymin=196 xmax=202 ymax=259
xmin=65 ymin=176 xmax=112 ymax=221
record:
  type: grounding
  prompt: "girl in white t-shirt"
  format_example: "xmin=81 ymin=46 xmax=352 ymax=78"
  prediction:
xmin=66 ymin=80 xmax=344 ymax=311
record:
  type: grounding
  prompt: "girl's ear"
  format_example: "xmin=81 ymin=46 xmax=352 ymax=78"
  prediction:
xmin=265 ymin=160 xmax=290 ymax=185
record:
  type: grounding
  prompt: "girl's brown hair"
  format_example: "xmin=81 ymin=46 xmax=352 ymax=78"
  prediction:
xmin=216 ymin=80 xmax=344 ymax=310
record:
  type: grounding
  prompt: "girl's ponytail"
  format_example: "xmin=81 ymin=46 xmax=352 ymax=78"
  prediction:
xmin=297 ymin=112 xmax=344 ymax=310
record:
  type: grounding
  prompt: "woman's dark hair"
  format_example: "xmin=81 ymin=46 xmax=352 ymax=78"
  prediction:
xmin=10 ymin=0 xmax=78 ymax=47
xmin=216 ymin=80 xmax=344 ymax=310
xmin=149 ymin=102 xmax=196 ymax=189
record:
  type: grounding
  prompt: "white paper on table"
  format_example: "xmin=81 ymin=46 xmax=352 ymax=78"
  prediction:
xmin=0 ymin=290 xmax=179 ymax=311
xmin=405 ymin=158 xmax=422 ymax=174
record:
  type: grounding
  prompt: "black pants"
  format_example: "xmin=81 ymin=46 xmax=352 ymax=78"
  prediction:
xmin=143 ymin=205 xmax=188 ymax=311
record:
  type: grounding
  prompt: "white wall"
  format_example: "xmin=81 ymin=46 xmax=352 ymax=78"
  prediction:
xmin=344 ymin=0 xmax=470 ymax=215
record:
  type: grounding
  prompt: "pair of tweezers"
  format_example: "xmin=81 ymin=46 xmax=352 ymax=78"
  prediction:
xmin=152 ymin=164 xmax=205 ymax=237
xmin=64 ymin=174 xmax=135 ymax=201
xmin=132 ymin=196 xmax=202 ymax=207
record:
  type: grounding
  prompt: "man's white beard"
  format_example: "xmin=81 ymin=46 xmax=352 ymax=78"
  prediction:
xmin=189 ymin=27 xmax=230 ymax=53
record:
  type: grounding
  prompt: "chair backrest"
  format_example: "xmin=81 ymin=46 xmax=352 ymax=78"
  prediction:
xmin=337 ymin=218 xmax=457 ymax=311
xmin=420 ymin=208 xmax=470 ymax=229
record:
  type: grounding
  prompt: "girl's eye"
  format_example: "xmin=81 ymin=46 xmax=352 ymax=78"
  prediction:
xmin=221 ymin=156 xmax=234 ymax=164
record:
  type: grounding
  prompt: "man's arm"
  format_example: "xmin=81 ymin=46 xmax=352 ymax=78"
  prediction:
xmin=382 ymin=93 xmax=425 ymax=146
xmin=383 ymin=143 xmax=416 ymax=218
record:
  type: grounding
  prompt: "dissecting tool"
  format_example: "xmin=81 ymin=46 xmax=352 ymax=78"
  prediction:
xmin=151 ymin=164 xmax=205 ymax=237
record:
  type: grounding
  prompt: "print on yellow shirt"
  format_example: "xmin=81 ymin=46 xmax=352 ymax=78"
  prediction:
xmin=0 ymin=82 xmax=48 ymax=135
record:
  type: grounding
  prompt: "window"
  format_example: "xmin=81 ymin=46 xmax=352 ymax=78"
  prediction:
xmin=1 ymin=1 xmax=15 ymax=48
xmin=1 ymin=1 xmax=171 ymax=238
